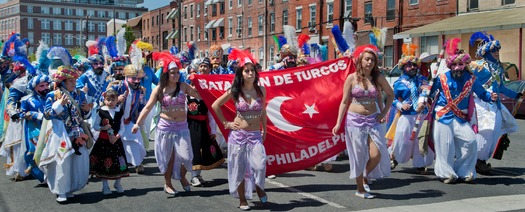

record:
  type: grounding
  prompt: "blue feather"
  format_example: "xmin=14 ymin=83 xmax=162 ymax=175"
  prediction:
xmin=278 ymin=36 xmax=287 ymax=50
xmin=97 ymin=37 xmax=106 ymax=54
xmin=188 ymin=43 xmax=197 ymax=61
xmin=2 ymin=33 xmax=20 ymax=56
xmin=106 ymin=36 xmax=118 ymax=58
xmin=37 ymin=49 xmax=50 ymax=74
xmin=469 ymin=31 xmax=490 ymax=46
xmin=302 ymin=44 xmax=310 ymax=55
xmin=320 ymin=45 xmax=328 ymax=61
xmin=170 ymin=46 xmax=179 ymax=55
xmin=13 ymin=56 xmax=36 ymax=75
xmin=331 ymin=25 xmax=349 ymax=53
xmin=369 ymin=32 xmax=378 ymax=48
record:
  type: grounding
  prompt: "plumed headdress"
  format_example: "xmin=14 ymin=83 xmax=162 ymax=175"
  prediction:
xmin=35 ymin=40 xmax=51 ymax=75
xmin=186 ymin=41 xmax=198 ymax=61
xmin=106 ymin=30 xmax=130 ymax=67
xmin=152 ymin=52 xmax=182 ymax=73
xmin=228 ymin=48 xmax=257 ymax=67
xmin=170 ymin=46 xmax=179 ymax=56
xmin=12 ymin=55 xmax=36 ymax=76
xmin=445 ymin=38 xmax=471 ymax=68
xmin=125 ymin=40 xmax=149 ymax=77
xmin=297 ymin=34 xmax=311 ymax=66
xmin=469 ymin=31 xmax=500 ymax=62
xmin=272 ymin=35 xmax=287 ymax=52
xmin=398 ymin=44 xmax=421 ymax=68
xmin=48 ymin=46 xmax=78 ymax=82
xmin=28 ymin=74 xmax=51 ymax=91
xmin=2 ymin=33 xmax=27 ymax=58
xmin=352 ymin=44 xmax=380 ymax=62
xmin=86 ymin=38 xmax=106 ymax=63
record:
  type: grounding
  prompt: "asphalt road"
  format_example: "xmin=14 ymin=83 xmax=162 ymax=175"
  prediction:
xmin=1 ymin=120 xmax=524 ymax=212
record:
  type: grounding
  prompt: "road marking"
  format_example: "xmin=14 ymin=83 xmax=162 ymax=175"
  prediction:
xmin=266 ymin=179 xmax=346 ymax=209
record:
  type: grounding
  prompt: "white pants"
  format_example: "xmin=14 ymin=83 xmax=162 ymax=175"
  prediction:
xmin=227 ymin=142 xmax=266 ymax=200
xmin=391 ymin=114 xmax=434 ymax=168
xmin=155 ymin=129 xmax=193 ymax=180
xmin=433 ymin=119 xmax=477 ymax=180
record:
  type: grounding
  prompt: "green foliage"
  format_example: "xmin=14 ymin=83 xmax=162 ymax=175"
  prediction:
xmin=69 ymin=46 xmax=86 ymax=58
xmin=28 ymin=53 xmax=36 ymax=62
xmin=123 ymin=25 xmax=135 ymax=53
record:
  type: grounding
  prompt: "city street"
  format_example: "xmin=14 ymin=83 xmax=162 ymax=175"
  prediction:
xmin=1 ymin=120 xmax=524 ymax=212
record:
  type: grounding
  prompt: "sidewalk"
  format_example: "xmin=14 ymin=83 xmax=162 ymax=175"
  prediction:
xmin=358 ymin=194 xmax=525 ymax=212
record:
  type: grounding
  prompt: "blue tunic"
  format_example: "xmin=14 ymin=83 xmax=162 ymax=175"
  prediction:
xmin=393 ymin=73 xmax=428 ymax=115
xmin=430 ymin=71 xmax=492 ymax=124
xmin=471 ymin=59 xmax=518 ymax=109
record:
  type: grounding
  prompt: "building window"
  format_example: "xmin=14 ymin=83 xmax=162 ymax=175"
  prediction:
xmin=53 ymin=33 xmax=62 ymax=46
xmin=258 ymin=15 xmax=263 ymax=35
xmin=237 ymin=15 xmax=242 ymax=37
xmin=248 ymin=0 xmax=252 ymax=5
xmin=76 ymin=20 xmax=82 ymax=31
xmin=345 ymin=0 xmax=352 ymax=16
xmin=53 ymin=20 xmax=61 ymax=30
xmin=88 ymin=22 xmax=94 ymax=32
xmin=88 ymin=35 xmax=95 ymax=41
xmin=197 ymin=27 xmax=201 ymax=41
xmin=229 ymin=0 xmax=233 ymax=9
xmin=27 ymin=5 xmax=33 ymax=13
xmin=98 ymin=10 xmax=106 ymax=18
xmin=27 ymin=18 xmax=33 ymax=29
xmin=387 ymin=0 xmax=395 ymax=20
xmin=190 ymin=26 xmax=194 ymax=41
xmin=220 ymin=2 xmax=225 ymax=14
xmin=409 ymin=0 xmax=418 ymax=5
xmin=65 ymin=34 xmax=73 ymax=45
xmin=41 ymin=6 xmax=49 ymax=14
xmin=420 ymin=36 xmax=439 ymax=54
xmin=283 ymin=10 xmax=288 ymax=26
xmin=384 ymin=46 xmax=393 ymax=67
xmin=229 ymin=17 xmax=233 ymax=36
xmin=108 ymin=11 xmax=113 ymax=18
xmin=98 ymin=22 xmax=106 ymax=32
xmin=88 ymin=10 xmax=94 ymax=17
xmin=364 ymin=2 xmax=372 ymax=24
xmin=327 ymin=2 xmax=333 ymax=25
xmin=270 ymin=13 xmax=275 ymax=33
xmin=238 ymin=0 xmax=242 ymax=7
xmin=269 ymin=46 xmax=274 ymax=62
xmin=53 ymin=7 xmax=60 ymax=15
xmin=259 ymin=47 xmax=264 ymax=65
xmin=162 ymin=31 xmax=168 ymax=49
xmin=65 ymin=20 xmax=73 ymax=31
xmin=197 ymin=4 xmax=200 ymax=17
xmin=184 ymin=27 xmax=187 ymax=42
xmin=190 ymin=4 xmax=194 ymax=18
xmin=212 ymin=4 xmax=217 ymax=16
xmin=309 ymin=5 xmax=316 ymax=27
xmin=502 ymin=0 xmax=515 ymax=5
xmin=76 ymin=8 xmax=83 ymax=16
xmin=184 ymin=6 xmax=187 ymax=19
xmin=248 ymin=18 xmax=252 ymax=37
xmin=27 ymin=32 xmax=34 ymax=43
xmin=41 ymin=33 xmax=50 ymax=44
xmin=219 ymin=27 xmax=224 ymax=39
xmin=296 ymin=8 xmax=302 ymax=30
xmin=468 ymin=0 xmax=479 ymax=10
xmin=205 ymin=30 xmax=208 ymax=40
xmin=65 ymin=8 xmax=73 ymax=16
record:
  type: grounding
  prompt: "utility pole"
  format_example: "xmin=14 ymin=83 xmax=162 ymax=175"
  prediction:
xmin=178 ymin=0 xmax=182 ymax=49
xmin=263 ymin=0 xmax=268 ymax=69
xmin=85 ymin=15 xmax=90 ymax=56
xmin=113 ymin=3 xmax=116 ymax=36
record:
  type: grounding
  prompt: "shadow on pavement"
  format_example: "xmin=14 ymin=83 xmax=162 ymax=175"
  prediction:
xmin=376 ymin=189 xmax=445 ymax=200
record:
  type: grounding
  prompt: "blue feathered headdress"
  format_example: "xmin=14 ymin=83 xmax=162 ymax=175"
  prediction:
xmin=470 ymin=31 xmax=500 ymax=61
xmin=2 ymin=33 xmax=27 ymax=58
xmin=47 ymin=46 xmax=72 ymax=68
xmin=170 ymin=46 xmax=179 ymax=56
xmin=35 ymin=41 xmax=51 ymax=75
xmin=12 ymin=55 xmax=36 ymax=76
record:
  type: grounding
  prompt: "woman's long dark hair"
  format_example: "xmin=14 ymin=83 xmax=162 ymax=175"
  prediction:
xmin=156 ymin=67 xmax=181 ymax=101
xmin=355 ymin=49 xmax=380 ymax=90
xmin=231 ymin=63 xmax=263 ymax=102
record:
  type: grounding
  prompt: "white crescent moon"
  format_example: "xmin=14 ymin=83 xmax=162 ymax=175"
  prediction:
xmin=267 ymin=96 xmax=303 ymax=132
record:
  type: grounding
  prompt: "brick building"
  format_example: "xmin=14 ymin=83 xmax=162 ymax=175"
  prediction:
xmin=0 ymin=0 xmax=147 ymax=55
xmin=138 ymin=0 xmax=456 ymax=70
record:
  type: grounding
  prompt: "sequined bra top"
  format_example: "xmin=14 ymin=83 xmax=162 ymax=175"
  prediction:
xmin=351 ymin=84 xmax=378 ymax=105
xmin=161 ymin=91 xmax=187 ymax=112
xmin=236 ymin=96 xmax=263 ymax=119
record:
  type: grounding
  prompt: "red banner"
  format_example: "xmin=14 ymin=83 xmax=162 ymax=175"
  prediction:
xmin=193 ymin=57 xmax=354 ymax=175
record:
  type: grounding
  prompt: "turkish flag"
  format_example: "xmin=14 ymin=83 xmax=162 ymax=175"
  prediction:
xmin=193 ymin=57 xmax=355 ymax=175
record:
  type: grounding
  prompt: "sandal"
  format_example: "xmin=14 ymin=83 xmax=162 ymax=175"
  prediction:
xmin=355 ymin=191 xmax=375 ymax=199
xmin=239 ymin=205 xmax=251 ymax=211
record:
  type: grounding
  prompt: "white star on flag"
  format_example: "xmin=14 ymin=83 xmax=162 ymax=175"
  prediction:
xmin=303 ymin=103 xmax=319 ymax=118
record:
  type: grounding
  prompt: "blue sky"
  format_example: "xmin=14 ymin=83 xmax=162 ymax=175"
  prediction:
xmin=139 ymin=0 xmax=172 ymax=10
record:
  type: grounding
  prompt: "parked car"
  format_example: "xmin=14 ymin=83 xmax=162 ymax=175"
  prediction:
xmin=500 ymin=80 xmax=525 ymax=118
xmin=385 ymin=64 xmax=402 ymax=88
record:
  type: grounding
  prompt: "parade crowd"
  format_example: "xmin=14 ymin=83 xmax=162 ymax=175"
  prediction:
xmin=0 ymin=23 xmax=520 ymax=210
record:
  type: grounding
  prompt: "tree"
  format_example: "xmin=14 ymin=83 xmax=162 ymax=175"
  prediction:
xmin=122 ymin=24 xmax=136 ymax=53
xmin=69 ymin=46 xmax=86 ymax=58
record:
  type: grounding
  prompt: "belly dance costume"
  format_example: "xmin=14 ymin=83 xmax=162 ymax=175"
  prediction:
xmin=345 ymin=84 xmax=390 ymax=179
xmin=227 ymin=96 xmax=266 ymax=199
xmin=155 ymin=91 xmax=193 ymax=180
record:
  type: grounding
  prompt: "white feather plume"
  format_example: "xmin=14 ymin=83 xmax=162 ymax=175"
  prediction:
xmin=117 ymin=28 xmax=126 ymax=57
xmin=129 ymin=43 xmax=143 ymax=70
xmin=342 ymin=21 xmax=355 ymax=53
xmin=85 ymin=40 xmax=97 ymax=48
xmin=283 ymin=25 xmax=298 ymax=49
xmin=379 ymin=27 xmax=388 ymax=49
xmin=36 ymin=40 xmax=49 ymax=62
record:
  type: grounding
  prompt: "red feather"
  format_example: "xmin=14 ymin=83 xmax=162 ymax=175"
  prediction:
xmin=352 ymin=44 xmax=380 ymax=60
xmin=297 ymin=34 xmax=310 ymax=49
xmin=152 ymin=52 xmax=182 ymax=72
xmin=88 ymin=45 xmax=99 ymax=56
xmin=228 ymin=48 xmax=257 ymax=67
xmin=446 ymin=38 xmax=461 ymax=57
